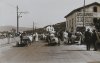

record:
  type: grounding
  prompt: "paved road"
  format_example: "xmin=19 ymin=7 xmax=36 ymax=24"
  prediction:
xmin=0 ymin=41 xmax=100 ymax=63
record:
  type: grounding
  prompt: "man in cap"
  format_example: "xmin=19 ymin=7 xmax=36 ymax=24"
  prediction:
xmin=85 ymin=28 xmax=92 ymax=51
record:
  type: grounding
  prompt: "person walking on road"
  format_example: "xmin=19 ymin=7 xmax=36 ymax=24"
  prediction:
xmin=85 ymin=28 xmax=92 ymax=51
xmin=91 ymin=30 xmax=97 ymax=51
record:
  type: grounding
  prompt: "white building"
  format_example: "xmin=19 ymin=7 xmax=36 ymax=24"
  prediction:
xmin=46 ymin=25 xmax=55 ymax=33
xmin=64 ymin=2 xmax=100 ymax=32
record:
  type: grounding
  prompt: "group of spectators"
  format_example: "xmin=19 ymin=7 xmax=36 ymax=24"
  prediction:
xmin=45 ymin=30 xmax=82 ymax=46
xmin=61 ymin=29 xmax=98 ymax=51
xmin=18 ymin=29 xmax=98 ymax=51
xmin=84 ymin=29 xmax=97 ymax=51
xmin=56 ymin=30 xmax=82 ymax=45
xmin=45 ymin=28 xmax=98 ymax=51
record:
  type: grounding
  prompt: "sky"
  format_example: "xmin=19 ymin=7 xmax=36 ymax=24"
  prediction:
xmin=0 ymin=0 xmax=100 ymax=28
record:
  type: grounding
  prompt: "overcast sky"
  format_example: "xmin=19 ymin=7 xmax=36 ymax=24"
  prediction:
xmin=0 ymin=0 xmax=100 ymax=28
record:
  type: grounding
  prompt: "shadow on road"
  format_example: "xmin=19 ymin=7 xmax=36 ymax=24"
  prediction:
xmin=13 ymin=44 xmax=28 ymax=47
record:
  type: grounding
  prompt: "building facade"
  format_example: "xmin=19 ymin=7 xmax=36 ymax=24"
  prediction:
xmin=46 ymin=25 xmax=55 ymax=33
xmin=64 ymin=2 xmax=100 ymax=32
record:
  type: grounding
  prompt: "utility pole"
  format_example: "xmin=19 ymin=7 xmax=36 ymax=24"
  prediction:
xmin=33 ymin=21 xmax=34 ymax=34
xmin=83 ymin=0 xmax=85 ymax=27
xmin=16 ymin=5 xmax=28 ymax=34
xmin=82 ymin=0 xmax=85 ymax=32
xmin=17 ymin=5 xmax=19 ymax=34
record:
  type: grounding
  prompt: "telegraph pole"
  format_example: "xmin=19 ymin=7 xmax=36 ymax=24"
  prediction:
xmin=83 ymin=0 xmax=85 ymax=27
xmin=17 ymin=5 xmax=19 ymax=34
xmin=16 ymin=5 xmax=28 ymax=34
xmin=82 ymin=0 xmax=85 ymax=32
xmin=33 ymin=21 xmax=34 ymax=34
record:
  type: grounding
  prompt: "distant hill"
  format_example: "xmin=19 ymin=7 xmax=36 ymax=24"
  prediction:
xmin=0 ymin=25 xmax=32 ymax=32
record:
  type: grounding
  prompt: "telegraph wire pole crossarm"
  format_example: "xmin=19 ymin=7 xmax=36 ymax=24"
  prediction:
xmin=16 ymin=5 xmax=28 ymax=34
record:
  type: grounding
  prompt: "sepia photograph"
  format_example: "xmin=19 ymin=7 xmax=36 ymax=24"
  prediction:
xmin=0 ymin=0 xmax=100 ymax=63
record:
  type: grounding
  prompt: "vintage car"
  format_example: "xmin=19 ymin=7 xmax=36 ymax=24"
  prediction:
xmin=16 ymin=35 xmax=31 ymax=47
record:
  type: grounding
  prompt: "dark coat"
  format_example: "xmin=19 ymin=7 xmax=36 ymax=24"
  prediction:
xmin=85 ymin=31 xmax=91 ymax=44
xmin=91 ymin=31 xmax=97 ymax=43
xmin=68 ymin=32 xmax=72 ymax=38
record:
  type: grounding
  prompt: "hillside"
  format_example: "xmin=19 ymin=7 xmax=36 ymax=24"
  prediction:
xmin=23 ymin=22 xmax=66 ymax=34
xmin=0 ymin=25 xmax=32 ymax=32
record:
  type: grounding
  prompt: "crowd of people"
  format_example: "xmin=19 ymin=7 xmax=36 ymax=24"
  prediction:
xmin=84 ymin=29 xmax=97 ymax=51
xmin=18 ymin=28 xmax=99 ymax=51
xmin=44 ymin=30 xmax=82 ymax=46
xmin=44 ymin=29 xmax=99 ymax=51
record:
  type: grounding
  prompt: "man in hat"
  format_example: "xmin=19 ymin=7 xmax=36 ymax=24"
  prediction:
xmin=85 ymin=28 xmax=92 ymax=51
xmin=91 ymin=30 xmax=97 ymax=51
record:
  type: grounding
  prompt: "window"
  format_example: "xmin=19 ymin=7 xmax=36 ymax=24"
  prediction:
xmin=93 ymin=6 xmax=97 ymax=12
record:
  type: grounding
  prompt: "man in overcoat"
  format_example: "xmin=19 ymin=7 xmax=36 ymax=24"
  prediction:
xmin=85 ymin=29 xmax=92 ymax=51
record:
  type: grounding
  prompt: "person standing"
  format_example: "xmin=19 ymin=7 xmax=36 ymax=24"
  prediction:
xmin=56 ymin=31 xmax=61 ymax=45
xmin=68 ymin=31 xmax=72 ymax=44
xmin=32 ymin=33 xmax=35 ymax=42
xmin=63 ymin=31 xmax=68 ymax=44
xmin=85 ymin=29 xmax=92 ymax=51
xmin=35 ymin=32 xmax=39 ymax=42
xmin=91 ymin=30 xmax=97 ymax=51
xmin=57 ymin=30 xmax=63 ymax=45
xmin=20 ymin=33 xmax=23 ymax=44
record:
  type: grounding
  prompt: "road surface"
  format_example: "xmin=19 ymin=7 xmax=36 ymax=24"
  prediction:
xmin=0 ymin=41 xmax=100 ymax=63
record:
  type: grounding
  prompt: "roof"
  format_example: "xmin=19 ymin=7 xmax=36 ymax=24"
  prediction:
xmin=64 ymin=2 xmax=100 ymax=18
